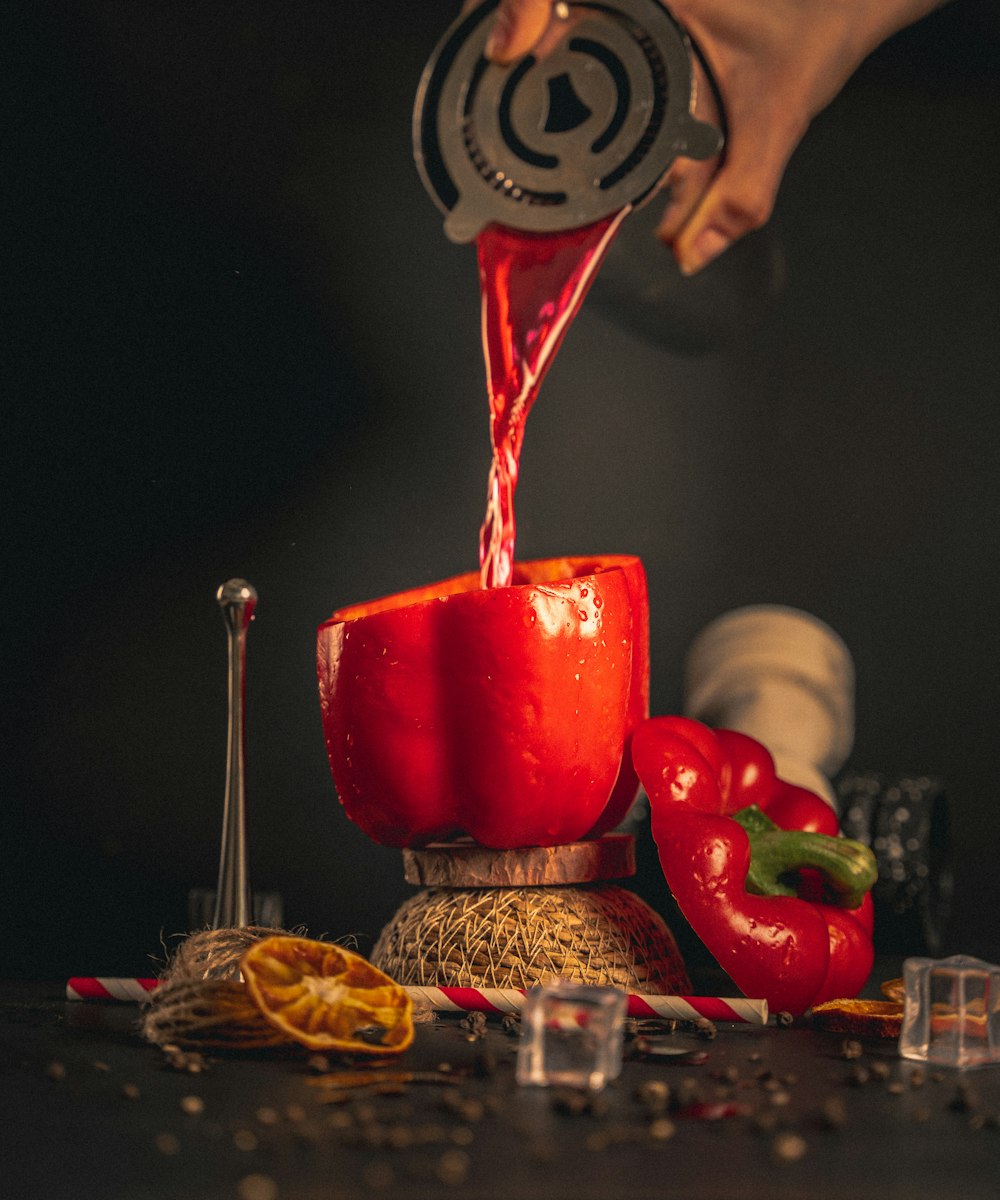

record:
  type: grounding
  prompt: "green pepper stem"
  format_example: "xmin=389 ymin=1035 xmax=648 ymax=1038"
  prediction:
xmin=733 ymin=806 xmax=877 ymax=909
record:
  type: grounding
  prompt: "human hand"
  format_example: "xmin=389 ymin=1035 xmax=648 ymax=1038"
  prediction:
xmin=464 ymin=0 xmax=945 ymax=274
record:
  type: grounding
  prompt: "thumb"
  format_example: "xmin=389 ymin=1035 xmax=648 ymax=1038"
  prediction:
xmin=485 ymin=0 xmax=554 ymax=64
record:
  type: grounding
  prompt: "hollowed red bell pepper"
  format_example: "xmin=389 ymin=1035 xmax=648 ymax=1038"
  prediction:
xmin=632 ymin=716 xmax=876 ymax=1014
xmin=316 ymin=555 xmax=648 ymax=849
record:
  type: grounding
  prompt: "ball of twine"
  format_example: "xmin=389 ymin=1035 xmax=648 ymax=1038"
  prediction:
xmin=371 ymin=885 xmax=690 ymax=993
xmin=163 ymin=926 xmax=285 ymax=982
xmin=142 ymin=978 xmax=289 ymax=1050
xmin=142 ymin=926 xmax=288 ymax=1049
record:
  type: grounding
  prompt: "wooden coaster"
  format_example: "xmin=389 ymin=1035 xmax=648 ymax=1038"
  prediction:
xmin=401 ymin=833 xmax=635 ymax=887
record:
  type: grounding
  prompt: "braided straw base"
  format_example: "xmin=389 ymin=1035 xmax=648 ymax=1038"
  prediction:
xmin=371 ymin=885 xmax=690 ymax=993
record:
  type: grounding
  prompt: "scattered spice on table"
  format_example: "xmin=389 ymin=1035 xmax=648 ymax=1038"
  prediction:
xmin=771 ymin=1131 xmax=808 ymax=1163
xmin=237 ymin=1174 xmax=279 ymax=1200
xmin=818 ymin=1095 xmax=848 ymax=1129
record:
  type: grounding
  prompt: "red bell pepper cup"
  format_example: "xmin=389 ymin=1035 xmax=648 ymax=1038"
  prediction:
xmin=316 ymin=555 xmax=649 ymax=849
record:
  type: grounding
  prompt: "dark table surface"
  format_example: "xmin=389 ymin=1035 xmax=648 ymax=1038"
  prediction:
xmin=3 ymin=972 xmax=999 ymax=1200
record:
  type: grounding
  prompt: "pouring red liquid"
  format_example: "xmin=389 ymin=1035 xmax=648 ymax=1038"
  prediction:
xmin=476 ymin=208 xmax=630 ymax=588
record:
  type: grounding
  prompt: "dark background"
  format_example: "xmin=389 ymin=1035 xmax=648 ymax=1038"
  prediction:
xmin=5 ymin=1 xmax=999 ymax=979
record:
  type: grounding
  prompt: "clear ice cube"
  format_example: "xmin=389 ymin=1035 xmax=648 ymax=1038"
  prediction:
xmin=899 ymin=954 xmax=1000 ymax=1068
xmin=516 ymin=980 xmax=627 ymax=1090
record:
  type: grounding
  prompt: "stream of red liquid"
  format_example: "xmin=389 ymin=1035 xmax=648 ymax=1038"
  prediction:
xmin=475 ymin=208 xmax=629 ymax=588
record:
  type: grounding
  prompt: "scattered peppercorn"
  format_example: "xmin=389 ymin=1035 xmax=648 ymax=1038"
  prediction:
xmin=160 ymin=1045 xmax=206 ymax=1074
xmin=45 ymin=1061 xmax=67 ymax=1082
xmin=179 ymin=1095 xmax=205 ymax=1115
xmin=751 ymin=1108 xmax=781 ymax=1136
xmin=840 ymin=1040 xmax=863 ymax=1061
xmin=237 ymin=1173 xmax=279 ymax=1200
xmin=674 ymin=1077 xmax=702 ymax=1108
xmin=550 ymin=1087 xmax=610 ymax=1117
xmin=459 ymin=1012 xmax=487 ymax=1040
xmin=435 ymin=1149 xmax=471 ymax=1185
xmin=440 ymin=1093 xmax=486 ymax=1124
xmin=772 ymin=1132 xmax=808 ymax=1162
xmin=473 ymin=1049 xmax=497 ymax=1078
xmin=776 ymin=1011 xmax=794 ymax=1028
xmin=649 ymin=1117 xmax=676 ymax=1141
xmin=819 ymin=1095 xmax=848 ymax=1130
xmin=949 ymin=1084 xmax=978 ymax=1114
xmin=154 ymin=1132 xmax=181 ymax=1156
xmin=635 ymin=1079 xmax=671 ymax=1115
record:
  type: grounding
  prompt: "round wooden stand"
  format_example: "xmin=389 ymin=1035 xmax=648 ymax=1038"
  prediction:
xmin=370 ymin=834 xmax=690 ymax=994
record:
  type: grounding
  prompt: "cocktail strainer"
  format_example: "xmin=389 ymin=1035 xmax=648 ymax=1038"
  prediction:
xmin=414 ymin=0 xmax=724 ymax=242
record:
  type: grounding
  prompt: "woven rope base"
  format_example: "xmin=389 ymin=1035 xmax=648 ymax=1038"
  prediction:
xmin=371 ymin=884 xmax=690 ymax=993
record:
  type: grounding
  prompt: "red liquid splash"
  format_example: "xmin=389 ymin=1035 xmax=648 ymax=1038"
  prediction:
xmin=476 ymin=209 xmax=629 ymax=588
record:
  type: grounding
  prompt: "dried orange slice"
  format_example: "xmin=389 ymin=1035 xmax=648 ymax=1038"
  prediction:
xmin=240 ymin=936 xmax=414 ymax=1055
xmin=880 ymin=977 xmax=905 ymax=1003
xmin=809 ymin=998 xmax=904 ymax=1039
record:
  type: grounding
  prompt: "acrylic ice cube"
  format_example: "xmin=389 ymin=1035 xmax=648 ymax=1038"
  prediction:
xmin=516 ymin=980 xmax=627 ymax=1091
xmin=899 ymin=954 xmax=1000 ymax=1068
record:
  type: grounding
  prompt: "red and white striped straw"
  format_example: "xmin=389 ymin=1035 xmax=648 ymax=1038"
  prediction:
xmin=406 ymin=986 xmax=767 ymax=1025
xmin=66 ymin=977 xmax=766 ymax=1024
xmin=66 ymin=977 xmax=158 ymax=1002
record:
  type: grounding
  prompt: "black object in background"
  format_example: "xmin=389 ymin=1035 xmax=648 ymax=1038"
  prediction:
xmin=839 ymin=772 xmax=953 ymax=958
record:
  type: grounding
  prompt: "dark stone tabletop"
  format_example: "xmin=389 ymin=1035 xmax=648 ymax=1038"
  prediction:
xmin=3 ymin=969 xmax=998 ymax=1200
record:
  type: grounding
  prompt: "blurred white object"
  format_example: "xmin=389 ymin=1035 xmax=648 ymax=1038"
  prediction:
xmin=684 ymin=605 xmax=854 ymax=809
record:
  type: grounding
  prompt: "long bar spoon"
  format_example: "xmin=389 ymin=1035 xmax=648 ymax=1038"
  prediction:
xmin=212 ymin=578 xmax=257 ymax=929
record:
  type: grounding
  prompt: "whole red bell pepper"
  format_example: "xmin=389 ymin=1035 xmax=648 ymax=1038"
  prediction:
xmin=632 ymin=716 xmax=876 ymax=1014
xmin=317 ymin=555 xmax=648 ymax=849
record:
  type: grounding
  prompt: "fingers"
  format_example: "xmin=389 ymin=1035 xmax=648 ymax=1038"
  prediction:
xmin=670 ymin=108 xmax=804 ymax=275
xmin=654 ymin=158 xmax=718 ymax=243
xmin=483 ymin=0 xmax=554 ymax=63
xmin=667 ymin=80 xmax=806 ymax=274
